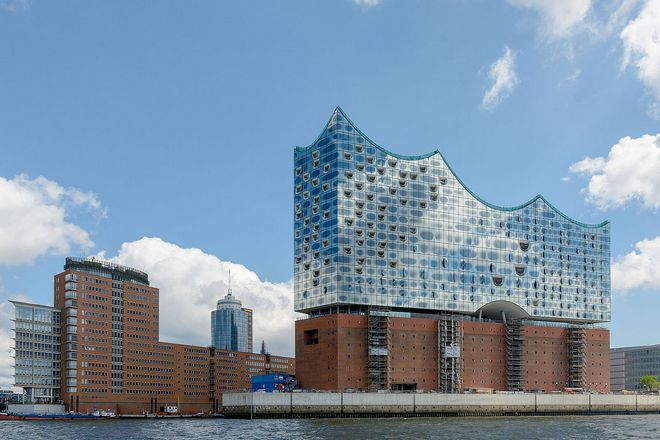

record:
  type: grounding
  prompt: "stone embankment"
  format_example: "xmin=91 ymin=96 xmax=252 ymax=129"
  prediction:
xmin=222 ymin=392 xmax=660 ymax=418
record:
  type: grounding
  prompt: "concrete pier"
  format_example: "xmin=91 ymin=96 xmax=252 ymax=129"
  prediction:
xmin=222 ymin=392 xmax=660 ymax=418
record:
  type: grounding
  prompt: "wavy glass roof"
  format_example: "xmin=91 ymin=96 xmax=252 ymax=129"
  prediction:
xmin=296 ymin=107 xmax=608 ymax=229
xmin=294 ymin=107 xmax=610 ymax=322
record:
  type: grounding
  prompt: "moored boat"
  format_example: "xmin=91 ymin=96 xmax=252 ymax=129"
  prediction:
xmin=91 ymin=409 xmax=117 ymax=418
xmin=0 ymin=412 xmax=100 ymax=421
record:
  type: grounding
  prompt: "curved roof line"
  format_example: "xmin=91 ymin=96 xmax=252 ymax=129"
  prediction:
xmin=296 ymin=107 xmax=609 ymax=229
xmin=475 ymin=300 xmax=531 ymax=320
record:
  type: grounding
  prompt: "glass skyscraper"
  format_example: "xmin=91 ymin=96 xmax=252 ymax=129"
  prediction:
xmin=294 ymin=108 xmax=611 ymax=322
xmin=211 ymin=273 xmax=252 ymax=352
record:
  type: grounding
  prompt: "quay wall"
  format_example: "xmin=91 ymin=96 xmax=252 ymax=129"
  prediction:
xmin=222 ymin=393 xmax=660 ymax=418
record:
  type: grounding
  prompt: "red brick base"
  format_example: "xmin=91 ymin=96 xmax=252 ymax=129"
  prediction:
xmin=295 ymin=314 xmax=610 ymax=393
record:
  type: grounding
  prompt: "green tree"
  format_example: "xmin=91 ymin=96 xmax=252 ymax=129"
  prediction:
xmin=639 ymin=376 xmax=660 ymax=392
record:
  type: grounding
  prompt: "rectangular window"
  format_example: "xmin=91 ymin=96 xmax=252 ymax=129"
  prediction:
xmin=303 ymin=329 xmax=319 ymax=345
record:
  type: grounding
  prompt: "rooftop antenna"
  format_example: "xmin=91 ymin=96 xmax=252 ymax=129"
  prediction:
xmin=227 ymin=268 xmax=232 ymax=297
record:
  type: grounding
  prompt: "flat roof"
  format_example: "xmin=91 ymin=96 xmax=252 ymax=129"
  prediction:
xmin=611 ymin=344 xmax=660 ymax=352
xmin=9 ymin=300 xmax=60 ymax=311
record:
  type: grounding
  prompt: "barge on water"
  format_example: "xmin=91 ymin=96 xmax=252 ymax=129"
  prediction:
xmin=0 ymin=412 xmax=103 ymax=421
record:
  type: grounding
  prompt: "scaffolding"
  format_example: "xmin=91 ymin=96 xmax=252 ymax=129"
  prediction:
xmin=506 ymin=320 xmax=524 ymax=391
xmin=438 ymin=315 xmax=462 ymax=393
xmin=367 ymin=306 xmax=391 ymax=392
xmin=568 ymin=327 xmax=587 ymax=390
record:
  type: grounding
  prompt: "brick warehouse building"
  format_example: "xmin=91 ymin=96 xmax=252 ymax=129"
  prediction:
xmin=294 ymin=108 xmax=611 ymax=393
xmin=296 ymin=314 xmax=609 ymax=392
xmin=12 ymin=258 xmax=294 ymax=414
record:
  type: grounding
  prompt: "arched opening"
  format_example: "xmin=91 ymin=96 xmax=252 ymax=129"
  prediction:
xmin=474 ymin=300 xmax=531 ymax=321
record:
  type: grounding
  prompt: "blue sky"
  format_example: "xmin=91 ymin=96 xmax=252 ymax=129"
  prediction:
xmin=0 ymin=1 xmax=659 ymax=385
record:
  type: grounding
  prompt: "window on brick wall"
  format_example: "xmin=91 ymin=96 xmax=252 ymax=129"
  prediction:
xmin=304 ymin=329 xmax=319 ymax=345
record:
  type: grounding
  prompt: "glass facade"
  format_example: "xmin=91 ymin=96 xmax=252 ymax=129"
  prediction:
xmin=294 ymin=108 xmax=611 ymax=322
xmin=211 ymin=293 xmax=250 ymax=352
xmin=611 ymin=345 xmax=660 ymax=391
xmin=11 ymin=301 xmax=61 ymax=404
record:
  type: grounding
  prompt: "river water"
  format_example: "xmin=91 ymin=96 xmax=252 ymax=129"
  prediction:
xmin=2 ymin=415 xmax=659 ymax=439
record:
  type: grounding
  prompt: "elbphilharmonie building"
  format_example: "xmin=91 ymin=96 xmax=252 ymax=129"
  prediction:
xmin=294 ymin=107 xmax=610 ymax=321
xmin=294 ymin=108 xmax=611 ymax=393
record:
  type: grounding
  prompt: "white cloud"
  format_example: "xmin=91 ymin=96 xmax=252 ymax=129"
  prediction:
xmin=353 ymin=0 xmax=381 ymax=8
xmin=612 ymin=236 xmax=660 ymax=291
xmin=568 ymin=134 xmax=660 ymax=209
xmin=569 ymin=156 xmax=607 ymax=174
xmin=0 ymin=0 xmax=29 ymax=12
xmin=560 ymin=68 xmax=582 ymax=86
xmin=481 ymin=46 xmax=519 ymax=111
xmin=508 ymin=0 xmax=592 ymax=39
xmin=650 ymin=102 xmax=660 ymax=119
xmin=602 ymin=0 xmax=642 ymax=37
xmin=0 ymin=174 xmax=104 ymax=266
xmin=101 ymin=237 xmax=298 ymax=356
xmin=621 ymin=0 xmax=660 ymax=119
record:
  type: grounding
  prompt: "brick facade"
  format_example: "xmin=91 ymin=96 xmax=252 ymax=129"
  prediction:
xmin=295 ymin=314 xmax=610 ymax=393
xmin=211 ymin=349 xmax=295 ymax=413
xmin=461 ymin=322 xmax=507 ymax=390
xmin=52 ymin=263 xmax=293 ymax=415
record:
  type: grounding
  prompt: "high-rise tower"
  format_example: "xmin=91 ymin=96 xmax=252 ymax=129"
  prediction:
xmin=54 ymin=257 xmax=161 ymax=410
xmin=211 ymin=270 xmax=253 ymax=352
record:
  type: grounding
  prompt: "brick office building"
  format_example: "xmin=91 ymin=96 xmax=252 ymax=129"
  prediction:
xmin=12 ymin=258 xmax=294 ymax=414
xmin=293 ymin=108 xmax=611 ymax=393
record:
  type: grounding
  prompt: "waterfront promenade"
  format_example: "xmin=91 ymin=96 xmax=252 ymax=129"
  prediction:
xmin=222 ymin=392 xmax=660 ymax=418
